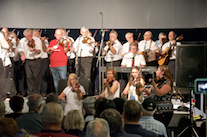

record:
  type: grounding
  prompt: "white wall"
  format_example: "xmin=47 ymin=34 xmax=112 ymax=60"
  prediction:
xmin=0 ymin=0 xmax=207 ymax=29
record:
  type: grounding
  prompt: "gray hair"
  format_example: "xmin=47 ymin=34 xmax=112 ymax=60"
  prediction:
xmin=141 ymin=106 xmax=156 ymax=116
xmin=83 ymin=96 xmax=95 ymax=112
xmin=80 ymin=26 xmax=89 ymax=32
xmin=46 ymin=93 xmax=59 ymax=103
xmin=0 ymin=98 xmax=5 ymax=117
xmin=42 ymin=102 xmax=63 ymax=124
xmin=27 ymin=93 xmax=42 ymax=109
xmin=125 ymin=32 xmax=133 ymax=39
xmin=158 ymin=32 xmax=166 ymax=39
xmin=23 ymin=29 xmax=33 ymax=36
xmin=110 ymin=30 xmax=118 ymax=37
xmin=86 ymin=118 xmax=110 ymax=137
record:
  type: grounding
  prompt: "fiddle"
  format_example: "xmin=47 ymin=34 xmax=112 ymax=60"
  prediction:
xmin=106 ymin=40 xmax=115 ymax=46
xmin=28 ymin=39 xmax=41 ymax=54
xmin=82 ymin=36 xmax=92 ymax=44
xmin=107 ymin=77 xmax=115 ymax=87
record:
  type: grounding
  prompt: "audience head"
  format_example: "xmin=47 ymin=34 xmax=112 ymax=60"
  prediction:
xmin=27 ymin=93 xmax=42 ymax=110
xmin=64 ymin=110 xmax=85 ymax=131
xmin=143 ymin=31 xmax=152 ymax=41
xmin=95 ymin=98 xmax=116 ymax=118
xmin=0 ymin=117 xmax=18 ymax=137
xmin=42 ymin=102 xmax=63 ymax=125
xmin=83 ymin=96 xmax=96 ymax=112
xmin=141 ymin=97 xmax=156 ymax=116
xmin=113 ymin=98 xmax=126 ymax=115
xmin=95 ymin=97 xmax=106 ymax=111
xmin=86 ymin=118 xmax=110 ymax=137
xmin=68 ymin=73 xmax=78 ymax=87
xmin=100 ymin=108 xmax=123 ymax=133
xmin=0 ymin=98 xmax=6 ymax=117
xmin=123 ymin=100 xmax=142 ymax=123
xmin=9 ymin=95 xmax=24 ymax=113
xmin=46 ymin=93 xmax=59 ymax=103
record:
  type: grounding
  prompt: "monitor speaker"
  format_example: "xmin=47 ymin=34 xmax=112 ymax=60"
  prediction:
xmin=175 ymin=44 xmax=207 ymax=88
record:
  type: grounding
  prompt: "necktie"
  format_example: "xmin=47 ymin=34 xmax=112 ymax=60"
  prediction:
xmin=144 ymin=41 xmax=147 ymax=50
xmin=132 ymin=56 xmax=135 ymax=67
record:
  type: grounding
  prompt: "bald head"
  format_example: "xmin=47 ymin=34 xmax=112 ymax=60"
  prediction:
xmin=54 ymin=29 xmax=63 ymax=41
xmin=168 ymin=31 xmax=176 ymax=41
xmin=143 ymin=31 xmax=152 ymax=41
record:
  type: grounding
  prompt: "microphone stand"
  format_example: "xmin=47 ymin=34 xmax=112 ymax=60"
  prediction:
xmin=75 ymin=35 xmax=82 ymax=76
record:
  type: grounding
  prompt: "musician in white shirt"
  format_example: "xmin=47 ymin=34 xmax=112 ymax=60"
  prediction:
xmin=20 ymin=29 xmax=42 ymax=95
xmin=121 ymin=42 xmax=146 ymax=67
xmin=73 ymin=26 xmax=95 ymax=82
xmin=103 ymin=30 xmax=122 ymax=68
xmin=138 ymin=31 xmax=158 ymax=66
xmin=0 ymin=31 xmax=9 ymax=99
xmin=161 ymin=31 xmax=181 ymax=79
xmin=122 ymin=32 xmax=134 ymax=57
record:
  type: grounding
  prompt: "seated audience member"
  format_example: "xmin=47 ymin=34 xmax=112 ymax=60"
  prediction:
xmin=59 ymin=73 xmax=85 ymax=116
xmin=123 ymin=100 xmax=159 ymax=137
xmin=100 ymin=108 xmax=141 ymax=137
xmin=0 ymin=117 xmax=19 ymax=137
xmin=99 ymin=68 xmax=120 ymax=100
xmin=86 ymin=118 xmax=110 ymax=137
xmin=0 ymin=98 xmax=6 ymax=117
xmin=95 ymin=98 xmax=116 ymax=118
xmin=64 ymin=110 xmax=86 ymax=137
xmin=94 ymin=97 xmax=106 ymax=111
xmin=5 ymin=95 xmax=24 ymax=119
xmin=82 ymin=96 xmax=96 ymax=132
xmin=46 ymin=92 xmax=59 ymax=103
xmin=35 ymin=102 xmax=76 ymax=137
xmin=15 ymin=93 xmax=44 ymax=134
xmin=113 ymin=97 xmax=126 ymax=115
xmin=139 ymin=97 xmax=167 ymax=137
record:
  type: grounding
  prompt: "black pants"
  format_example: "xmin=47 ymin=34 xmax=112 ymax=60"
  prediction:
xmin=67 ymin=58 xmax=75 ymax=75
xmin=41 ymin=58 xmax=49 ymax=94
xmin=77 ymin=57 xmax=93 ymax=81
xmin=0 ymin=59 xmax=6 ymax=99
xmin=25 ymin=59 xmax=42 ymax=94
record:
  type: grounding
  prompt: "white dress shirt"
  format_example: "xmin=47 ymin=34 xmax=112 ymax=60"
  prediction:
xmin=122 ymin=42 xmax=131 ymax=55
xmin=121 ymin=52 xmax=146 ymax=67
xmin=104 ymin=39 xmax=122 ymax=62
xmin=66 ymin=36 xmax=76 ymax=59
xmin=73 ymin=36 xmax=95 ymax=57
xmin=162 ymin=40 xmax=181 ymax=60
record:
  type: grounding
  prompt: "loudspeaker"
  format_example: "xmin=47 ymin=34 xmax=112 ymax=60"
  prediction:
xmin=176 ymin=44 xmax=207 ymax=88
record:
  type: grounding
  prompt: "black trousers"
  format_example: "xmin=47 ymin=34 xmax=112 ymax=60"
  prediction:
xmin=0 ymin=59 xmax=6 ymax=99
xmin=41 ymin=58 xmax=49 ymax=94
xmin=24 ymin=59 xmax=42 ymax=94
xmin=77 ymin=57 xmax=93 ymax=81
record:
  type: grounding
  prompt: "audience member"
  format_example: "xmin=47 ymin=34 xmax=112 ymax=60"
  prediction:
xmin=46 ymin=92 xmax=59 ymax=103
xmin=123 ymin=100 xmax=159 ymax=137
xmin=139 ymin=97 xmax=167 ymax=137
xmin=0 ymin=117 xmax=18 ymax=137
xmin=0 ymin=98 xmax=6 ymax=117
xmin=82 ymin=96 xmax=96 ymax=132
xmin=100 ymin=108 xmax=141 ymax=137
xmin=35 ymin=102 xmax=76 ymax=137
xmin=113 ymin=97 xmax=126 ymax=115
xmin=64 ymin=110 xmax=86 ymax=137
xmin=86 ymin=118 xmax=110 ymax=137
xmin=5 ymin=95 xmax=24 ymax=119
xmin=95 ymin=98 xmax=116 ymax=118
xmin=15 ymin=93 xmax=44 ymax=134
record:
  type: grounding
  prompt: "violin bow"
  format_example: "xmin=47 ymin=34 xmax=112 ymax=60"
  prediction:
xmin=136 ymin=32 xmax=141 ymax=42
xmin=66 ymin=30 xmax=70 ymax=36
xmin=7 ymin=29 xmax=16 ymax=39
xmin=16 ymin=31 xmax=20 ymax=38
xmin=39 ymin=29 xmax=43 ymax=37
xmin=93 ymin=30 xmax=98 ymax=38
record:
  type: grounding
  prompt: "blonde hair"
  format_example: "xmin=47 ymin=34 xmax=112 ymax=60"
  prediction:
xmin=68 ymin=73 xmax=78 ymax=87
xmin=64 ymin=110 xmax=85 ymax=130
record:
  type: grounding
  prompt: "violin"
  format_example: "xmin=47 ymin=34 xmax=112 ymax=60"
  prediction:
xmin=82 ymin=36 xmax=92 ymax=44
xmin=28 ymin=39 xmax=35 ymax=48
xmin=107 ymin=77 xmax=115 ymax=86
xmin=106 ymin=41 xmax=115 ymax=46
xmin=72 ymin=83 xmax=80 ymax=92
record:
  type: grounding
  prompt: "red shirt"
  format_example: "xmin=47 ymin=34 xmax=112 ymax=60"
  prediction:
xmin=48 ymin=39 xmax=69 ymax=67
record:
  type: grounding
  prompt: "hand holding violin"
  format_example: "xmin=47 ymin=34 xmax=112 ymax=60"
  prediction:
xmin=72 ymin=83 xmax=81 ymax=94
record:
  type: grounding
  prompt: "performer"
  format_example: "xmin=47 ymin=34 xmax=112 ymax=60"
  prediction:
xmin=20 ymin=29 xmax=42 ymax=95
xmin=103 ymin=30 xmax=122 ymax=68
xmin=161 ymin=31 xmax=181 ymax=79
xmin=33 ymin=29 xmax=49 ymax=97
xmin=61 ymin=28 xmax=76 ymax=75
xmin=0 ymin=31 xmax=9 ymax=99
xmin=122 ymin=32 xmax=134 ymax=57
xmin=121 ymin=66 xmax=145 ymax=103
xmin=73 ymin=26 xmax=95 ymax=82
xmin=58 ymin=73 xmax=85 ymax=116
xmin=155 ymin=32 xmax=167 ymax=48
xmin=46 ymin=29 xmax=69 ymax=93
xmin=98 ymin=68 xmax=120 ymax=100
xmin=138 ymin=31 xmax=158 ymax=66
xmin=146 ymin=65 xmax=174 ymax=128
xmin=121 ymin=42 xmax=146 ymax=67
